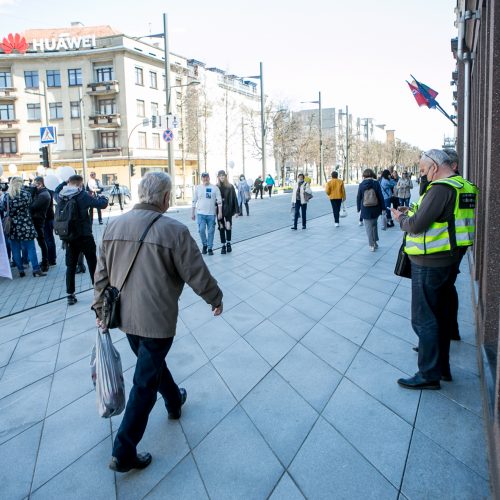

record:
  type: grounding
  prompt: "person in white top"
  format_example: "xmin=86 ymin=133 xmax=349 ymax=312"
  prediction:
xmin=191 ymin=173 xmax=222 ymax=255
xmin=87 ymin=172 xmax=104 ymax=224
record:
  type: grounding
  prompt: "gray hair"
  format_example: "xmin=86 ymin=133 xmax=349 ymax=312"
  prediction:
xmin=138 ymin=172 xmax=172 ymax=206
xmin=421 ymin=149 xmax=450 ymax=167
xmin=443 ymin=148 xmax=459 ymax=165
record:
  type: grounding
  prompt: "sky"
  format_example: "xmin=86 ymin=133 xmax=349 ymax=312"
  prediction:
xmin=0 ymin=0 xmax=457 ymax=149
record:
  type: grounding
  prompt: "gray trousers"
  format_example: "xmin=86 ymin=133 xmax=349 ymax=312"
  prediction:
xmin=364 ymin=217 xmax=379 ymax=246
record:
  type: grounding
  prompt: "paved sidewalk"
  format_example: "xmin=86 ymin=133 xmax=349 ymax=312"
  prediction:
xmin=0 ymin=203 xmax=491 ymax=499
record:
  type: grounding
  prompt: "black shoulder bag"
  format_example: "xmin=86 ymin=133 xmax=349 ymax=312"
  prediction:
xmin=394 ymin=234 xmax=412 ymax=279
xmin=102 ymin=214 xmax=162 ymax=329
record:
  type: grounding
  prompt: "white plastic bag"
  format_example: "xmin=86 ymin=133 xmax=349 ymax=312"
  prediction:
xmin=381 ymin=212 xmax=388 ymax=230
xmin=90 ymin=328 xmax=126 ymax=418
xmin=340 ymin=202 xmax=347 ymax=218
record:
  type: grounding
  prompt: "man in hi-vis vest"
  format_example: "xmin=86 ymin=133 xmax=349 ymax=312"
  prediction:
xmin=391 ymin=149 xmax=478 ymax=390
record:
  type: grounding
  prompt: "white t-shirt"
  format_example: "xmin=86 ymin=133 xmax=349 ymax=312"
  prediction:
xmin=192 ymin=183 xmax=222 ymax=215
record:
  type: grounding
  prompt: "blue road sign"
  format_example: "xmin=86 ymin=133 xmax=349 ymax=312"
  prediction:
xmin=40 ymin=126 xmax=57 ymax=144
xmin=162 ymin=128 xmax=174 ymax=143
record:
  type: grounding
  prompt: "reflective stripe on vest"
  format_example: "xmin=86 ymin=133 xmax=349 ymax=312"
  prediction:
xmin=404 ymin=176 xmax=478 ymax=256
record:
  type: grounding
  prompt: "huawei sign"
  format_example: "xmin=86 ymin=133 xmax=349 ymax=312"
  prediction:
xmin=0 ymin=33 xmax=28 ymax=54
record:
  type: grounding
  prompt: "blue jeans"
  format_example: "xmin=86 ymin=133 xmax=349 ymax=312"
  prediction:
xmin=410 ymin=262 xmax=457 ymax=380
xmin=112 ymin=334 xmax=181 ymax=462
xmin=293 ymin=203 xmax=307 ymax=228
xmin=10 ymin=239 xmax=40 ymax=272
xmin=197 ymin=214 xmax=216 ymax=249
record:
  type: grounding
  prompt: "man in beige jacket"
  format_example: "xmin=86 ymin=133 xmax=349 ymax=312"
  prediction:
xmin=93 ymin=172 xmax=223 ymax=473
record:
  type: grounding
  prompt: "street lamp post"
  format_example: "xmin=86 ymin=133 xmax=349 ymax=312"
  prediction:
xmin=338 ymin=105 xmax=350 ymax=183
xmin=78 ymin=87 xmax=88 ymax=184
xmin=301 ymin=91 xmax=323 ymax=184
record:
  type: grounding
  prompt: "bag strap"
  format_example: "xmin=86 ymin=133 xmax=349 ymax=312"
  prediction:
xmin=118 ymin=213 xmax=162 ymax=292
xmin=5 ymin=194 xmax=9 ymax=214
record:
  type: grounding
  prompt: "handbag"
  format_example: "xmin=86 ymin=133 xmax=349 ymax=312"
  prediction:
xmin=394 ymin=235 xmax=411 ymax=278
xmin=304 ymin=184 xmax=313 ymax=202
xmin=340 ymin=202 xmax=347 ymax=218
xmin=2 ymin=194 xmax=12 ymax=236
xmin=102 ymin=213 xmax=162 ymax=329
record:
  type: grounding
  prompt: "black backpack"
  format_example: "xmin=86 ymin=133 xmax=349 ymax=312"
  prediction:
xmin=54 ymin=196 xmax=80 ymax=241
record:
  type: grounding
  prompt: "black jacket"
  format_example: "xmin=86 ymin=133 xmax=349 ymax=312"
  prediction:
xmin=55 ymin=182 xmax=108 ymax=237
xmin=30 ymin=187 xmax=51 ymax=224
xmin=356 ymin=179 xmax=386 ymax=220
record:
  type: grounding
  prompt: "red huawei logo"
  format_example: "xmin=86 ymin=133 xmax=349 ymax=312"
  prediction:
xmin=0 ymin=33 xmax=28 ymax=54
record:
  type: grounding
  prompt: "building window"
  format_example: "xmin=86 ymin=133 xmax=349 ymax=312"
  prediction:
xmin=24 ymin=70 xmax=39 ymax=88
xmin=70 ymin=101 xmax=80 ymax=118
xmin=136 ymin=99 xmax=145 ymax=117
xmin=49 ymin=102 xmax=63 ymax=119
xmin=100 ymin=131 xmax=117 ymax=148
xmin=151 ymin=102 xmax=158 ymax=117
xmin=0 ymin=71 xmax=12 ymax=88
xmin=0 ymin=136 xmax=17 ymax=154
xmin=150 ymin=71 xmax=157 ymax=89
xmin=135 ymin=67 xmax=144 ymax=86
xmin=46 ymin=69 xmax=61 ymax=87
xmin=27 ymin=103 xmax=41 ymax=120
xmin=96 ymin=67 xmax=114 ymax=82
xmin=98 ymin=98 xmax=116 ymax=115
xmin=68 ymin=68 xmax=82 ymax=86
xmin=72 ymin=134 xmax=82 ymax=150
xmin=152 ymin=133 xmax=160 ymax=149
xmin=0 ymin=103 xmax=15 ymax=120
xmin=138 ymin=132 xmax=147 ymax=148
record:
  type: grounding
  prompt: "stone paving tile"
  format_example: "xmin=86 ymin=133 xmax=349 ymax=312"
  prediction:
xmin=289 ymin=417 xmax=398 ymax=499
xmin=269 ymin=472 xmax=305 ymax=500
xmin=319 ymin=310 xmax=373 ymax=345
xmin=270 ymin=304 xmax=316 ymax=341
xmin=245 ymin=290 xmax=286 ymax=318
xmin=0 ymin=337 xmax=17 ymax=368
xmin=222 ymin=302 xmax=265 ymax=336
xmin=193 ymin=406 xmax=284 ymax=500
xmin=168 ymin=333 xmax=209 ymax=384
xmin=10 ymin=322 xmax=64 ymax=363
xmin=190 ymin=316 xmax=240 ymax=360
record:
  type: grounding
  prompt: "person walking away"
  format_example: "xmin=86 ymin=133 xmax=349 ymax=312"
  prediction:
xmin=93 ymin=172 xmax=223 ymax=473
xmin=325 ymin=171 xmax=346 ymax=227
xmin=191 ymin=172 xmax=222 ymax=256
xmin=43 ymin=186 xmax=57 ymax=266
xmin=237 ymin=174 xmax=251 ymax=216
xmin=291 ymin=173 xmax=313 ymax=230
xmin=30 ymin=177 xmax=51 ymax=272
xmin=265 ymin=174 xmax=275 ymax=198
xmin=253 ymin=176 xmax=264 ymax=199
xmin=216 ymin=170 xmax=239 ymax=254
xmin=380 ymin=170 xmax=396 ymax=227
xmin=3 ymin=177 xmax=46 ymax=277
xmin=87 ymin=172 xmax=104 ymax=224
xmin=55 ymin=175 xmax=108 ymax=305
xmin=356 ymin=169 xmax=385 ymax=251
xmin=396 ymin=172 xmax=413 ymax=207
xmin=391 ymin=149 xmax=478 ymax=390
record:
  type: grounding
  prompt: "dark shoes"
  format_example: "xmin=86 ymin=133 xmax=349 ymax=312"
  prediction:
xmin=291 ymin=226 xmax=297 ymax=230
xmin=168 ymin=388 xmax=187 ymax=420
xmin=221 ymin=245 xmax=226 ymax=254
xmin=33 ymin=270 xmax=47 ymax=277
xmin=41 ymin=264 xmax=49 ymax=273
xmin=202 ymin=245 xmax=208 ymax=255
xmin=450 ymin=333 xmax=461 ymax=341
xmin=67 ymin=294 xmax=78 ymax=305
xmin=397 ymin=374 xmax=441 ymax=390
xmin=19 ymin=271 xmax=26 ymax=278
xmin=226 ymin=242 xmax=232 ymax=253
xmin=99 ymin=220 xmax=103 ymax=225
xmin=207 ymin=249 xmax=213 ymax=256
xmin=441 ymin=374 xmax=453 ymax=382
xmin=109 ymin=452 xmax=152 ymax=473
xmin=302 ymin=226 xmax=306 ymax=230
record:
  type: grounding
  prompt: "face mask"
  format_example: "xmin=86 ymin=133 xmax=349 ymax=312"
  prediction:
xmin=419 ymin=175 xmax=429 ymax=195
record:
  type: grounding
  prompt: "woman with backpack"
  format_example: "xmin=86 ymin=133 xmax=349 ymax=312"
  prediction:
xmin=357 ymin=169 xmax=386 ymax=251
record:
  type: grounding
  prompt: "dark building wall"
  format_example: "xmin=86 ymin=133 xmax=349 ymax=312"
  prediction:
xmin=454 ymin=1 xmax=500 ymax=496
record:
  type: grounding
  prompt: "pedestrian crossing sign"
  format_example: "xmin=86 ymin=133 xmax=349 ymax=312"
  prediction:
xmin=40 ymin=126 xmax=57 ymax=144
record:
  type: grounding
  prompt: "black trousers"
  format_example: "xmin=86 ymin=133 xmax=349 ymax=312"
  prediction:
xmin=254 ymin=186 xmax=263 ymax=199
xmin=293 ymin=203 xmax=307 ymax=228
xmin=65 ymin=236 xmax=97 ymax=294
xmin=239 ymin=202 xmax=249 ymax=216
xmin=330 ymin=199 xmax=342 ymax=223
xmin=89 ymin=206 xmax=103 ymax=223
xmin=112 ymin=334 xmax=181 ymax=462
xmin=43 ymin=219 xmax=57 ymax=264
xmin=33 ymin=219 xmax=48 ymax=266
xmin=218 ymin=216 xmax=232 ymax=243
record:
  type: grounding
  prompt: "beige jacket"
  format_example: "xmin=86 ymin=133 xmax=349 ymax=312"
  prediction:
xmin=92 ymin=204 xmax=223 ymax=339
xmin=291 ymin=182 xmax=313 ymax=205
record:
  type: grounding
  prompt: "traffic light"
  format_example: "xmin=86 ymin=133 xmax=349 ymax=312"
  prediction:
xmin=39 ymin=146 xmax=49 ymax=169
xmin=130 ymin=164 xmax=136 ymax=177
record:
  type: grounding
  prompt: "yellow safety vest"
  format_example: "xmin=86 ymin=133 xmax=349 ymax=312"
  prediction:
xmin=404 ymin=176 xmax=478 ymax=256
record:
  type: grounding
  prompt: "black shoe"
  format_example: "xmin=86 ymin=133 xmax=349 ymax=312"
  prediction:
xmin=202 ymin=245 xmax=208 ymax=255
xmin=99 ymin=220 xmax=103 ymax=225
xmin=397 ymin=374 xmax=440 ymax=390
xmin=41 ymin=264 xmax=49 ymax=273
xmin=19 ymin=271 xmax=26 ymax=278
xmin=221 ymin=245 xmax=226 ymax=254
xmin=168 ymin=388 xmax=187 ymax=420
xmin=226 ymin=242 xmax=232 ymax=253
xmin=207 ymin=248 xmax=213 ymax=256
xmin=450 ymin=334 xmax=461 ymax=341
xmin=291 ymin=226 xmax=297 ymax=230
xmin=109 ymin=452 xmax=152 ymax=473
xmin=49 ymin=262 xmax=57 ymax=267
xmin=441 ymin=374 xmax=453 ymax=382
xmin=33 ymin=270 xmax=47 ymax=277
xmin=67 ymin=294 xmax=78 ymax=305
xmin=412 ymin=346 xmax=419 ymax=352
xmin=10 ymin=261 xmax=16 ymax=268
xmin=302 ymin=226 xmax=306 ymax=230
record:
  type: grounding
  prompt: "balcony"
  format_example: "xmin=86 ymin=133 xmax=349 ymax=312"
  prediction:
xmin=92 ymin=147 xmax=122 ymax=155
xmin=0 ymin=119 xmax=20 ymax=131
xmin=86 ymin=80 xmax=119 ymax=95
xmin=0 ymin=88 xmax=17 ymax=100
xmin=88 ymin=113 xmax=121 ymax=128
